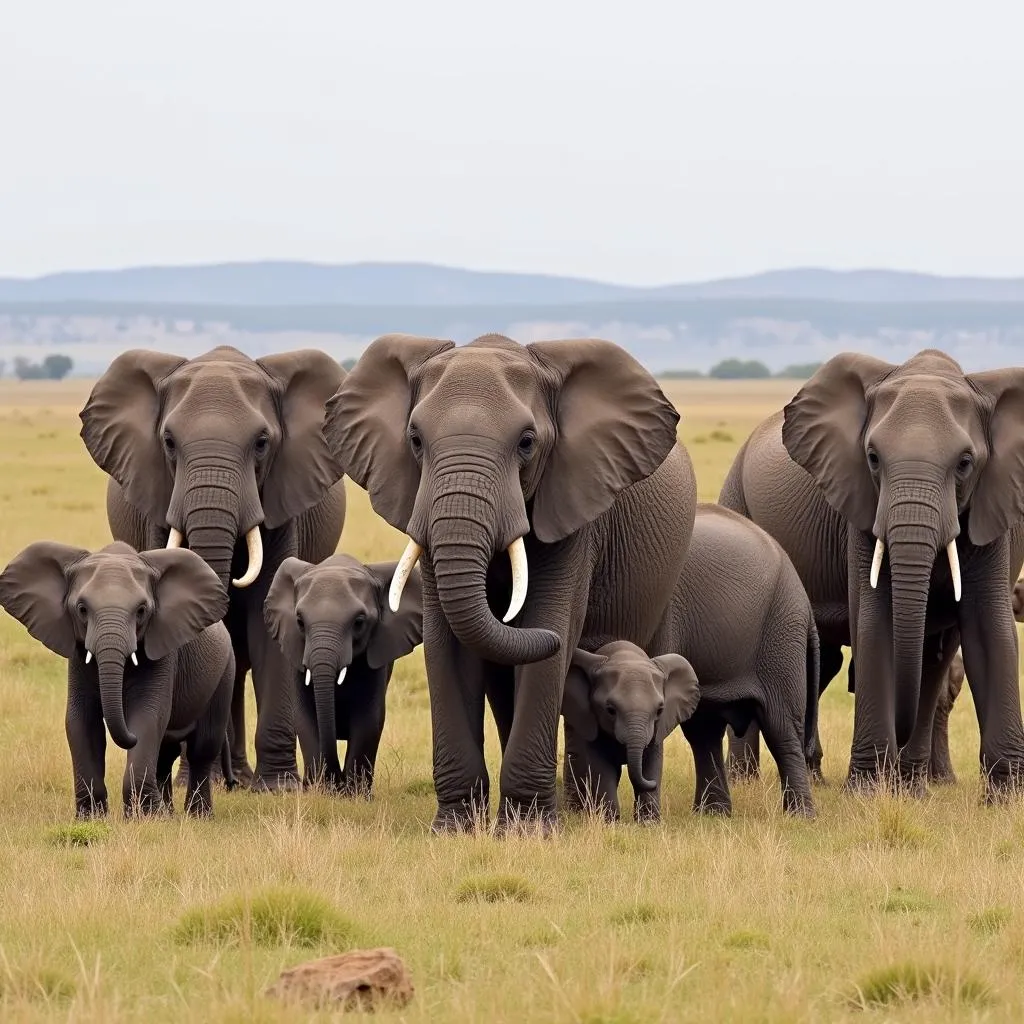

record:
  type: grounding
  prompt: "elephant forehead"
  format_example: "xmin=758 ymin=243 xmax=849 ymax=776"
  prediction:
xmin=416 ymin=349 xmax=540 ymax=404
xmin=72 ymin=556 xmax=152 ymax=603
xmin=869 ymin=381 xmax=978 ymax=445
xmin=165 ymin=364 xmax=276 ymax=419
xmin=298 ymin=570 xmax=373 ymax=612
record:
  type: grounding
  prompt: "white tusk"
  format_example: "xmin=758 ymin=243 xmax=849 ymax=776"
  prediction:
xmin=305 ymin=668 xmax=311 ymax=686
xmin=166 ymin=528 xmax=184 ymax=549
xmin=947 ymin=539 xmax=962 ymax=602
xmin=232 ymin=527 xmax=263 ymax=588
xmin=870 ymin=538 xmax=885 ymax=589
xmin=130 ymin=651 xmax=138 ymax=667
xmin=389 ymin=539 xmax=423 ymax=613
xmin=337 ymin=666 xmax=347 ymax=686
xmin=503 ymin=537 xmax=529 ymax=623
xmin=85 ymin=650 xmax=92 ymax=665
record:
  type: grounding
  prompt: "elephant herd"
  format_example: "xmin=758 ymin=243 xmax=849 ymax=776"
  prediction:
xmin=2 ymin=337 xmax=1024 ymax=831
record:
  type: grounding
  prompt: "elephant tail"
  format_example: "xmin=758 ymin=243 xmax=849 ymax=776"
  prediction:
xmin=803 ymin=611 xmax=820 ymax=761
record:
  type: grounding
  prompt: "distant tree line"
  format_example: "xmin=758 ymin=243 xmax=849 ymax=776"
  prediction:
xmin=660 ymin=360 xmax=823 ymax=381
xmin=12 ymin=354 xmax=75 ymax=380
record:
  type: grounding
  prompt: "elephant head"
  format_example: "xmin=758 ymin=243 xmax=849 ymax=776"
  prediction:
xmin=563 ymin=641 xmax=700 ymax=792
xmin=264 ymin=554 xmax=423 ymax=765
xmin=323 ymin=333 xmax=680 ymax=666
xmin=782 ymin=349 xmax=1024 ymax=744
xmin=0 ymin=541 xmax=227 ymax=749
xmin=79 ymin=346 xmax=345 ymax=590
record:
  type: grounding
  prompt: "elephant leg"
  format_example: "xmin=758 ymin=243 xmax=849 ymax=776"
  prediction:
xmin=226 ymin=652 xmax=253 ymax=785
xmin=634 ymin=741 xmax=663 ymax=824
xmin=66 ymin=694 xmax=108 ymax=819
xmin=684 ymin=719 xmax=732 ymax=816
xmin=342 ymin=700 xmax=386 ymax=799
xmin=726 ymin=722 xmax=761 ymax=780
xmin=291 ymin=672 xmax=326 ymax=788
xmin=424 ymin=602 xmax=491 ymax=833
xmin=758 ymin=704 xmax=815 ymax=817
xmin=562 ymin=733 xmax=621 ymax=820
xmin=122 ymin=715 xmax=166 ymax=817
xmin=958 ymin=544 xmax=1024 ymax=799
xmin=184 ymin=654 xmax=236 ymax=815
xmin=247 ymin=588 xmax=301 ymax=791
xmin=807 ymin=643 xmax=845 ymax=784
xmin=898 ymin=632 xmax=957 ymax=792
xmin=929 ymin=636 xmax=964 ymax=785
xmin=484 ymin=667 xmax=515 ymax=756
xmin=156 ymin=739 xmax=180 ymax=812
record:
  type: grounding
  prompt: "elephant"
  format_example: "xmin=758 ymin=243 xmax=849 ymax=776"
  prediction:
xmin=78 ymin=345 xmax=347 ymax=791
xmin=562 ymin=643 xmax=700 ymax=822
xmin=325 ymin=332 xmax=696 ymax=833
xmin=263 ymin=554 xmax=424 ymax=794
xmin=718 ymin=349 xmax=1024 ymax=795
xmin=565 ymin=504 xmax=820 ymax=819
xmin=0 ymin=541 xmax=234 ymax=818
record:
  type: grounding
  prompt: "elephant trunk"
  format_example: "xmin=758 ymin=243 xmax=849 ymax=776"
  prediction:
xmin=624 ymin=713 xmax=657 ymax=792
xmin=89 ymin=611 xmax=137 ymax=750
xmin=885 ymin=494 xmax=942 ymax=748
xmin=305 ymin=627 xmax=347 ymax=773
xmin=172 ymin=444 xmax=263 ymax=590
xmin=428 ymin=466 xmax=560 ymax=666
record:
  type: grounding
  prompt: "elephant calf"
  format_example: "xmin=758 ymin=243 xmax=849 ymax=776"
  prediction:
xmin=264 ymin=553 xmax=423 ymax=795
xmin=564 ymin=504 xmax=820 ymax=820
xmin=0 ymin=541 xmax=234 ymax=818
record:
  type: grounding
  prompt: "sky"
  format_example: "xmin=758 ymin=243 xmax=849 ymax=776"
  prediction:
xmin=2 ymin=0 xmax=1023 ymax=284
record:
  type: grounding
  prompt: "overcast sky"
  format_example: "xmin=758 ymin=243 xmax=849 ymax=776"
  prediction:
xmin=2 ymin=1 xmax=1022 ymax=284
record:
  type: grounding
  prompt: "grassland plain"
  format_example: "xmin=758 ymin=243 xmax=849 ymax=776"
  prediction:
xmin=1 ymin=378 xmax=1023 ymax=1023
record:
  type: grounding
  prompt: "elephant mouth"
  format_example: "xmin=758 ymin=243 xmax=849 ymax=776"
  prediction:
xmin=304 ymin=664 xmax=348 ymax=686
xmin=167 ymin=525 xmax=264 ymax=589
xmin=868 ymin=534 xmax=962 ymax=601
xmin=85 ymin=647 xmax=138 ymax=668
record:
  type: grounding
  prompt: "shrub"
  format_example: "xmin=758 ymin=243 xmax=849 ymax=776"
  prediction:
xmin=454 ymin=874 xmax=534 ymax=903
xmin=850 ymin=963 xmax=991 ymax=1008
xmin=46 ymin=822 xmax=111 ymax=847
xmin=709 ymin=358 xmax=771 ymax=380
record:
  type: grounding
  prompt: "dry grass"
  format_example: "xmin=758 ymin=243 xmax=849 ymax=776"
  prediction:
xmin=0 ymin=377 xmax=1023 ymax=1022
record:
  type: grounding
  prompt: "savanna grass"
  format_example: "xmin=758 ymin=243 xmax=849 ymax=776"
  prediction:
xmin=1 ymin=378 xmax=1023 ymax=1022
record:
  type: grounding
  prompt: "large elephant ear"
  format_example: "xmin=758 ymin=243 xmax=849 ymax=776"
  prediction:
xmin=781 ymin=352 xmax=895 ymax=532
xmin=140 ymin=549 xmax=229 ymax=660
xmin=654 ymin=653 xmax=700 ymax=742
xmin=79 ymin=350 xmax=187 ymax=523
xmin=0 ymin=542 xmax=90 ymax=657
xmin=263 ymin=557 xmax=313 ymax=667
xmin=323 ymin=334 xmax=455 ymax=531
xmin=965 ymin=368 xmax=1024 ymax=547
xmin=257 ymin=350 xmax=347 ymax=529
xmin=365 ymin=562 xmax=423 ymax=670
xmin=562 ymin=648 xmax=604 ymax=743
xmin=528 ymin=339 xmax=681 ymax=543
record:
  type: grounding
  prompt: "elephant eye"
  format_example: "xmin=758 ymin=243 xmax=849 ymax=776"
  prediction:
xmin=605 ymin=702 xmax=616 ymax=716
xmin=518 ymin=431 xmax=536 ymax=458
xmin=408 ymin=429 xmax=423 ymax=456
xmin=655 ymin=701 xmax=665 ymax=717
xmin=956 ymin=452 xmax=974 ymax=476
xmin=136 ymin=604 xmax=147 ymax=622
xmin=866 ymin=448 xmax=880 ymax=471
xmin=253 ymin=433 xmax=270 ymax=457
xmin=76 ymin=601 xmax=88 ymax=619
xmin=353 ymin=613 xmax=368 ymax=632
xmin=296 ymin=613 xmax=305 ymax=634
xmin=163 ymin=433 xmax=176 ymax=457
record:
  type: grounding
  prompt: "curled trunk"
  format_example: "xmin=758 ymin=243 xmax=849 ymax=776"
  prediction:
xmin=96 ymin=649 xmax=137 ymax=750
xmin=429 ymin=477 xmax=559 ymax=666
xmin=625 ymin=714 xmax=657 ymax=792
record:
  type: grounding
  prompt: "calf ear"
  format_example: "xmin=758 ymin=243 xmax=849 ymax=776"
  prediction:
xmin=654 ymin=654 xmax=700 ymax=742
xmin=263 ymin=557 xmax=313 ymax=666
xmin=562 ymin=648 xmax=605 ymax=743
xmin=0 ymin=542 xmax=89 ymax=657
xmin=365 ymin=562 xmax=423 ymax=669
xmin=141 ymin=549 xmax=228 ymax=660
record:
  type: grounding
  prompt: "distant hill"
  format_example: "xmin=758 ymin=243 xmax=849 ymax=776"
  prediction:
xmin=3 ymin=261 xmax=1024 ymax=306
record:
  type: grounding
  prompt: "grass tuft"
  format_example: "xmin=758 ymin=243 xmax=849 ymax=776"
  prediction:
xmin=45 ymin=821 xmax=111 ymax=847
xmin=0 ymin=964 xmax=76 ymax=1005
xmin=878 ymin=888 xmax=933 ymax=914
xmin=850 ymin=963 xmax=992 ymax=1009
xmin=874 ymin=801 xmax=928 ymax=848
xmin=969 ymin=907 xmax=1011 ymax=936
xmin=454 ymin=874 xmax=534 ymax=904
xmin=723 ymin=928 xmax=771 ymax=950
xmin=173 ymin=887 xmax=361 ymax=948
xmin=609 ymin=903 xmax=663 ymax=926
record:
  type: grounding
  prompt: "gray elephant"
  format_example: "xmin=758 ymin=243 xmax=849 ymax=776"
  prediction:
xmin=263 ymin=554 xmax=424 ymax=794
xmin=78 ymin=345 xmax=347 ymax=791
xmin=0 ymin=541 xmax=234 ymax=818
xmin=325 ymin=333 xmax=696 ymax=833
xmin=565 ymin=504 xmax=819 ymax=819
xmin=562 ymin=644 xmax=700 ymax=822
xmin=719 ymin=349 xmax=1024 ymax=794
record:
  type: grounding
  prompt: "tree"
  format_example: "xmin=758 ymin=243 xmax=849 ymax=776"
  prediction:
xmin=708 ymin=358 xmax=771 ymax=380
xmin=776 ymin=362 xmax=823 ymax=380
xmin=42 ymin=354 xmax=74 ymax=380
xmin=341 ymin=357 xmax=357 ymax=371
xmin=659 ymin=368 xmax=704 ymax=379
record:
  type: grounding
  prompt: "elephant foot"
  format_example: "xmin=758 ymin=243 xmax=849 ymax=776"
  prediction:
xmin=727 ymin=756 xmax=761 ymax=782
xmin=807 ymin=754 xmax=828 ymax=786
xmin=494 ymin=796 xmax=558 ymax=838
xmin=252 ymin=766 xmax=301 ymax=793
xmin=928 ymin=763 xmax=957 ymax=785
xmin=431 ymin=801 xmax=488 ymax=835
xmin=895 ymin=761 xmax=930 ymax=798
xmin=782 ymin=789 xmax=816 ymax=817
xmin=74 ymin=800 xmax=109 ymax=820
xmin=983 ymin=759 xmax=1024 ymax=803
xmin=693 ymin=800 xmax=732 ymax=817
xmin=845 ymin=755 xmax=901 ymax=795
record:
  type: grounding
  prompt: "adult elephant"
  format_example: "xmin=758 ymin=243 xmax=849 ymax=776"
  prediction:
xmin=325 ymin=333 xmax=696 ymax=832
xmin=719 ymin=349 xmax=1024 ymax=794
xmin=79 ymin=345 xmax=347 ymax=789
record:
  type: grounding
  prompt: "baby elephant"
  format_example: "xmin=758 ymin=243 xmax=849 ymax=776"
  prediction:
xmin=264 ymin=554 xmax=423 ymax=795
xmin=563 ymin=643 xmax=700 ymax=821
xmin=564 ymin=504 xmax=819 ymax=820
xmin=0 ymin=541 xmax=234 ymax=818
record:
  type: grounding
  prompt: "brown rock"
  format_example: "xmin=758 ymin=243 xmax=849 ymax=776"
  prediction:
xmin=265 ymin=947 xmax=413 ymax=1011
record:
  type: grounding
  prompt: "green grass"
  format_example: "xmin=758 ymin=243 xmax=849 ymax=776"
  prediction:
xmin=0 ymin=378 xmax=1023 ymax=1021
